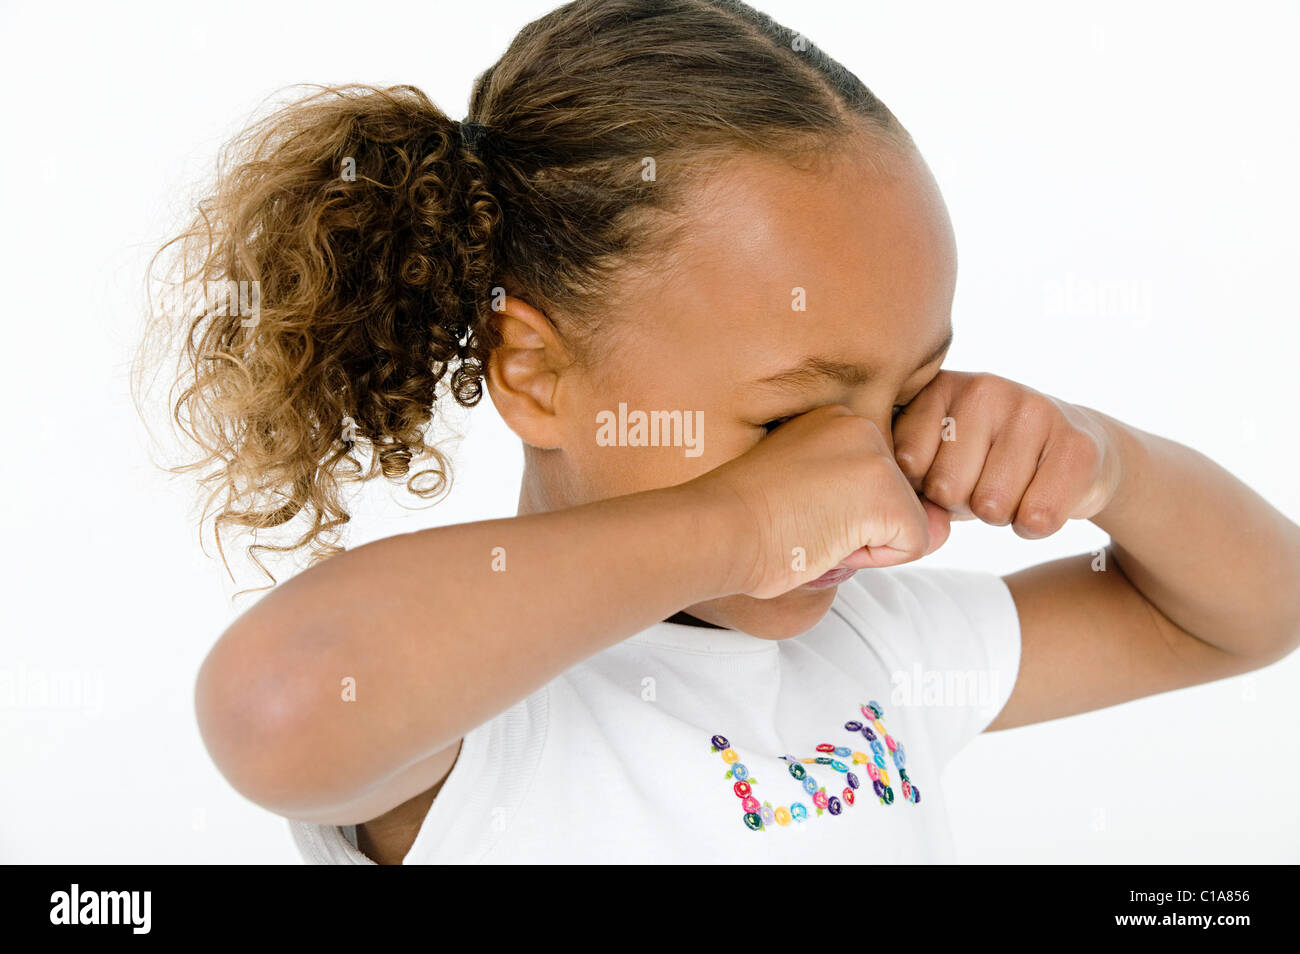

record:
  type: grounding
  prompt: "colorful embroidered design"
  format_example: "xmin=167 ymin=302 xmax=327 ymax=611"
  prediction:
xmin=710 ymin=700 xmax=920 ymax=832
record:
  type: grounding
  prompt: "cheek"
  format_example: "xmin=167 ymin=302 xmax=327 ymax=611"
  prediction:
xmin=567 ymin=404 xmax=745 ymax=500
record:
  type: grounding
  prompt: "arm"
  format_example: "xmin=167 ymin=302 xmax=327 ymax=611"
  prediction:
xmin=196 ymin=482 xmax=740 ymax=824
xmin=991 ymin=412 xmax=1300 ymax=729
xmin=889 ymin=370 xmax=1300 ymax=732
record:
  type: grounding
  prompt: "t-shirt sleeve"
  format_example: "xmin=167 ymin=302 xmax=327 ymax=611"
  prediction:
xmin=833 ymin=566 xmax=1022 ymax=768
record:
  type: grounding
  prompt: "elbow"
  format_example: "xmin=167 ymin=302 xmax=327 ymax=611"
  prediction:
xmin=1260 ymin=561 xmax=1300 ymax=665
xmin=1231 ymin=613 xmax=1300 ymax=671
xmin=1259 ymin=617 xmax=1300 ymax=667
xmin=194 ymin=622 xmax=346 ymax=819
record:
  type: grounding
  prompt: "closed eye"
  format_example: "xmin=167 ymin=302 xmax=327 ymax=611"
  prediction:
xmin=764 ymin=405 xmax=908 ymax=433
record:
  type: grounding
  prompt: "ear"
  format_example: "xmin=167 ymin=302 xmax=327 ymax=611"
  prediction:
xmin=484 ymin=295 xmax=572 ymax=449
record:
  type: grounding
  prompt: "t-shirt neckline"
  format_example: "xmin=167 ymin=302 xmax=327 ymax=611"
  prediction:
xmin=624 ymin=616 xmax=785 ymax=654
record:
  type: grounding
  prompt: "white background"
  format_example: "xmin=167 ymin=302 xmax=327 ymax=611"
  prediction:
xmin=1 ymin=0 xmax=1296 ymax=862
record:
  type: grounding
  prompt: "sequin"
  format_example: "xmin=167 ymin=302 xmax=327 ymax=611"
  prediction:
xmin=712 ymin=703 xmax=922 ymax=835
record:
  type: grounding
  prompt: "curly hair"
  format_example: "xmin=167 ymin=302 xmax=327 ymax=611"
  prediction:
xmin=134 ymin=0 xmax=911 ymax=591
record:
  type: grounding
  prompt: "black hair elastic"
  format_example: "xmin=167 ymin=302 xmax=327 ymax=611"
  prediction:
xmin=457 ymin=120 xmax=489 ymax=158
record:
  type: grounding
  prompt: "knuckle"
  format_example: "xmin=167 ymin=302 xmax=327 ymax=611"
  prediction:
xmin=1011 ymin=394 xmax=1051 ymax=431
xmin=971 ymin=371 xmax=1009 ymax=397
xmin=957 ymin=374 xmax=1005 ymax=416
xmin=970 ymin=492 xmax=1012 ymax=525
xmin=893 ymin=443 xmax=920 ymax=473
xmin=1016 ymin=503 xmax=1060 ymax=536
xmin=922 ymin=472 xmax=961 ymax=507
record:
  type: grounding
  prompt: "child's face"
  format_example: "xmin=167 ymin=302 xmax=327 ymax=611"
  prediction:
xmin=521 ymin=133 xmax=956 ymax=638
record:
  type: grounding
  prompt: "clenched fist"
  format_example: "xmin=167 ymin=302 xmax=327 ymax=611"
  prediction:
xmin=694 ymin=405 xmax=951 ymax=599
xmin=891 ymin=371 xmax=1125 ymax=538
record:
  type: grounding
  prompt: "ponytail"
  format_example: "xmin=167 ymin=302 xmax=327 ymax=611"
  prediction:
xmin=137 ymin=84 xmax=501 ymax=588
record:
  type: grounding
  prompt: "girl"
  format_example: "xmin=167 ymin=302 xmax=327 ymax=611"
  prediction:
xmin=141 ymin=0 xmax=1300 ymax=863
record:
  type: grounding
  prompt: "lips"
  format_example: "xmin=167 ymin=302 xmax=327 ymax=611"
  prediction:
xmin=802 ymin=565 xmax=858 ymax=590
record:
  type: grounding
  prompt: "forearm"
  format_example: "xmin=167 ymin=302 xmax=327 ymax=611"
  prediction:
xmin=196 ymin=481 xmax=740 ymax=815
xmin=1087 ymin=409 xmax=1300 ymax=659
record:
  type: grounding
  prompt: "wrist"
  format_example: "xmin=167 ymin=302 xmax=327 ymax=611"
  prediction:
xmin=656 ymin=476 xmax=760 ymax=600
xmin=1083 ymin=407 xmax=1149 ymax=529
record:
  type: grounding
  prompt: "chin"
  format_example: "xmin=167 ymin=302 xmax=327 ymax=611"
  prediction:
xmin=698 ymin=585 xmax=840 ymax=640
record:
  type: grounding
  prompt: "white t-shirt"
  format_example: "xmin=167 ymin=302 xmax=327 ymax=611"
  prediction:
xmin=289 ymin=565 xmax=1021 ymax=864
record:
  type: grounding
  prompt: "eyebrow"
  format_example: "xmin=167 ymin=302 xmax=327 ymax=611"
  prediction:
xmin=746 ymin=328 xmax=954 ymax=393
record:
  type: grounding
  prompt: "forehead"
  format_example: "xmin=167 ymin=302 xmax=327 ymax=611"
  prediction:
xmin=623 ymin=134 xmax=956 ymax=382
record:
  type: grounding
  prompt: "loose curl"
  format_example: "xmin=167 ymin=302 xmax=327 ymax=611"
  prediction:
xmin=135 ymin=0 xmax=910 ymax=592
xmin=137 ymin=84 xmax=501 ymax=586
